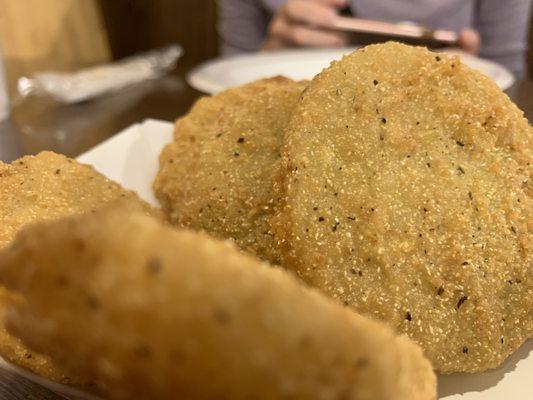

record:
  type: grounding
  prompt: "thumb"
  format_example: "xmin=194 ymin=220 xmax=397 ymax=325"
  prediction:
xmin=458 ymin=29 xmax=480 ymax=55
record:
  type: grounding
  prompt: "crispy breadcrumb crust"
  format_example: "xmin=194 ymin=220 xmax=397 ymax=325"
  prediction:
xmin=275 ymin=42 xmax=532 ymax=373
xmin=0 ymin=205 xmax=435 ymax=400
xmin=0 ymin=151 xmax=159 ymax=386
xmin=154 ymin=77 xmax=307 ymax=264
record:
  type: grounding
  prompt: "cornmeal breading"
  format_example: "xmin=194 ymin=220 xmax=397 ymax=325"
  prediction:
xmin=154 ymin=77 xmax=307 ymax=264
xmin=276 ymin=42 xmax=533 ymax=373
xmin=0 ymin=151 xmax=158 ymax=386
xmin=0 ymin=204 xmax=435 ymax=400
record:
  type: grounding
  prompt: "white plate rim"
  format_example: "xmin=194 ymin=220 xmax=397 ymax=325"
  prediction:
xmin=187 ymin=47 xmax=359 ymax=94
xmin=187 ymin=48 xmax=515 ymax=94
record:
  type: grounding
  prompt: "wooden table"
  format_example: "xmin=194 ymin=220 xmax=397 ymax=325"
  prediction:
xmin=0 ymin=76 xmax=532 ymax=399
xmin=1 ymin=74 xmax=202 ymax=162
xmin=1 ymin=76 xmax=532 ymax=163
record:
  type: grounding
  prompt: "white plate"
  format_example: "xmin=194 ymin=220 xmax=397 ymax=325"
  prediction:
xmin=1 ymin=119 xmax=531 ymax=399
xmin=188 ymin=48 xmax=515 ymax=94
xmin=76 ymin=119 xmax=174 ymax=206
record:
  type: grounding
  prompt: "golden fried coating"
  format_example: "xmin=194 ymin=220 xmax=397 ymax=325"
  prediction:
xmin=276 ymin=42 xmax=533 ymax=373
xmin=154 ymin=77 xmax=307 ymax=264
xmin=0 ymin=151 xmax=159 ymax=249
xmin=0 ymin=151 xmax=158 ymax=383
xmin=0 ymin=288 xmax=76 ymax=385
xmin=0 ymin=204 xmax=435 ymax=400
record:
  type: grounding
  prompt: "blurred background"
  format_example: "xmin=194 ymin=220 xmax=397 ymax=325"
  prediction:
xmin=1 ymin=0 xmax=531 ymax=97
xmin=0 ymin=0 xmax=531 ymax=162
xmin=0 ymin=0 xmax=217 ymax=97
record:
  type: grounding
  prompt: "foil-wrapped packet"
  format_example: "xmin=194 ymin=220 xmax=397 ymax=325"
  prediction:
xmin=17 ymin=45 xmax=183 ymax=103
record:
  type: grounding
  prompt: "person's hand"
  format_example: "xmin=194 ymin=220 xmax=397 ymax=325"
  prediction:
xmin=458 ymin=28 xmax=480 ymax=55
xmin=262 ymin=0 xmax=349 ymax=51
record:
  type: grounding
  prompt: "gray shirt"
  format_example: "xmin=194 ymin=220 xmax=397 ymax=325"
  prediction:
xmin=218 ymin=0 xmax=532 ymax=78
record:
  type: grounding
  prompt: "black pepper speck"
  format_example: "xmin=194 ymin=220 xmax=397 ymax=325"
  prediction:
xmin=146 ymin=258 xmax=162 ymax=275
xmin=87 ymin=296 xmax=100 ymax=310
xmin=214 ymin=309 xmax=231 ymax=324
xmin=135 ymin=345 xmax=152 ymax=359
xmin=457 ymin=296 xmax=468 ymax=309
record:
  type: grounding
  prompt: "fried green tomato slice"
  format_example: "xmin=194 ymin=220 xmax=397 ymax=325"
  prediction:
xmin=0 ymin=204 xmax=435 ymax=400
xmin=0 ymin=151 xmax=159 ymax=386
xmin=154 ymin=77 xmax=307 ymax=264
xmin=0 ymin=151 xmax=159 ymax=248
xmin=276 ymin=42 xmax=532 ymax=373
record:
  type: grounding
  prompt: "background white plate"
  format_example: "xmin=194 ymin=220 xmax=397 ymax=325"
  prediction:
xmin=77 ymin=119 xmax=173 ymax=206
xmin=188 ymin=48 xmax=515 ymax=94
xmin=1 ymin=119 xmax=531 ymax=399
